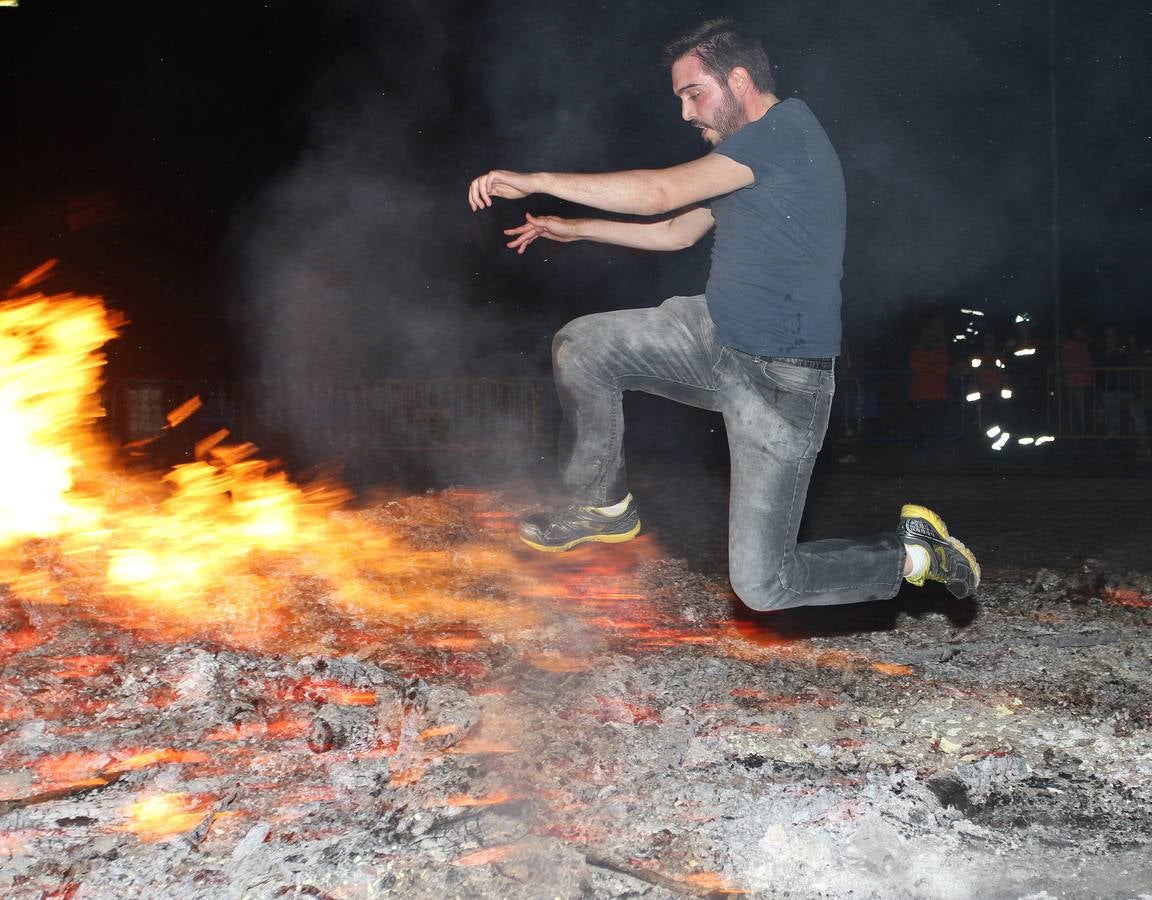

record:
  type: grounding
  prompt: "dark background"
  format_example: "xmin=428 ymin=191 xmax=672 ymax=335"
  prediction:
xmin=0 ymin=0 xmax=1148 ymax=470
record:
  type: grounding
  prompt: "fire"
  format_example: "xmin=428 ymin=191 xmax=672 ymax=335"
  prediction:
xmin=0 ymin=293 xmax=119 ymax=543
xmin=0 ymin=280 xmax=543 ymax=649
xmin=0 ymin=271 xmax=898 ymax=686
xmin=117 ymin=792 xmax=215 ymax=841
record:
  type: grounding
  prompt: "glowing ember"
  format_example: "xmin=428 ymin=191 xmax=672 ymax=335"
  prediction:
xmin=1103 ymin=587 xmax=1152 ymax=609
xmin=114 ymin=748 xmax=210 ymax=771
xmin=437 ymin=791 xmax=520 ymax=807
xmin=681 ymin=871 xmax=750 ymax=894
xmin=117 ymin=792 xmax=215 ymax=841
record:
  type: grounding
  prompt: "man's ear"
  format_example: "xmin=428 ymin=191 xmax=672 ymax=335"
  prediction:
xmin=727 ymin=66 xmax=752 ymax=96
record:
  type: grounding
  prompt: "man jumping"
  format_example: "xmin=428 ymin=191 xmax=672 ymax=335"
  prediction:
xmin=468 ymin=18 xmax=979 ymax=610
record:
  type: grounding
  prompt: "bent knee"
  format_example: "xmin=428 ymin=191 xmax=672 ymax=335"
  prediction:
xmin=730 ymin=574 xmax=800 ymax=613
xmin=553 ymin=314 xmax=616 ymax=370
xmin=555 ymin=314 xmax=608 ymax=348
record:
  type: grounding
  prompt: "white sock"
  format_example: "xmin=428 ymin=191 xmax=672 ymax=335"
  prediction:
xmin=595 ymin=493 xmax=633 ymax=516
xmin=905 ymin=543 xmax=930 ymax=580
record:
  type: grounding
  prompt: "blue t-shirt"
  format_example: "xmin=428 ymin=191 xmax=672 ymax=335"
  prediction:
xmin=708 ymin=98 xmax=845 ymax=358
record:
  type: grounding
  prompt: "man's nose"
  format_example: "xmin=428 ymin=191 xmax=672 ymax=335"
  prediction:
xmin=680 ymin=100 xmax=693 ymax=122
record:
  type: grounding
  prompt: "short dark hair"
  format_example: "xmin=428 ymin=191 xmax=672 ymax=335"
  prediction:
xmin=662 ymin=18 xmax=775 ymax=94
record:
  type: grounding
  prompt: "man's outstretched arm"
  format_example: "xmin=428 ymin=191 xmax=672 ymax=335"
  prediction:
xmin=503 ymin=207 xmax=715 ymax=255
xmin=468 ymin=154 xmax=753 ymax=217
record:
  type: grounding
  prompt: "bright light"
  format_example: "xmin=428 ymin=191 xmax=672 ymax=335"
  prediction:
xmin=986 ymin=425 xmax=1002 ymax=438
xmin=995 ymin=359 xmax=1005 ymax=369
xmin=966 ymin=391 xmax=981 ymax=402
xmin=1014 ymin=347 xmax=1036 ymax=357
xmin=1015 ymin=313 xmax=1031 ymax=324
xmin=1001 ymin=388 xmax=1013 ymax=399
xmin=992 ymin=432 xmax=1011 ymax=451
xmin=1018 ymin=437 xmax=1035 ymax=445
xmin=1035 ymin=435 xmax=1056 ymax=445
xmin=970 ymin=358 xmax=982 ymax=368
xmin=960 ymin=308 xmax=986 ymax=317
xmin=954 ymin=334 xmax=967 ymax=342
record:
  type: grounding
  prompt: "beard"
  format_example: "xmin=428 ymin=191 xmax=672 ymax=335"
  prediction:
xmin=699 ymin=85 xmax=748 ymax=145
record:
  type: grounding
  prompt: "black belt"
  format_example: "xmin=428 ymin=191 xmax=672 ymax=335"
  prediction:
xmin=769 ymin=356 xmax=835 ymax=371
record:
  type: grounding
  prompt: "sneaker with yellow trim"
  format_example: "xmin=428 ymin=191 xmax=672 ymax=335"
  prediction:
xmin=899 ymin=504 xmax=981 ymax=598
xmin=519 ymin=497 xmax=641 ymax=552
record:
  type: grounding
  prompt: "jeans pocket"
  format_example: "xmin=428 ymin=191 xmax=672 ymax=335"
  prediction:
xmin=755 ymin=358 xmax=826 ymax=395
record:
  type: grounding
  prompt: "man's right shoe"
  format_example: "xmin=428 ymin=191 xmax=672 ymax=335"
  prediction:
xmin=519 ymin=497 xmax=641 ymax=552
xmin=898 ymin=504 xmax=981 ymax=599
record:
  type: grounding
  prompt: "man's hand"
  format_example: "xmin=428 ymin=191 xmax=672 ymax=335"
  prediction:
xmin=468 ymin=170 xmax=539 ymax=211
xmin=503 ymin=213 xmax=580 ymax=254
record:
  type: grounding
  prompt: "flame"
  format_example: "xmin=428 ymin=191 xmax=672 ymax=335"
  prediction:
xmin=0 ymin=280 xmax=909 ymax=684
xmin=0 ymin=293 xmax=120 ymax=543
xmin=117 ymin=792 xmax=214 ymax=840
xmin=0 ymin=286 xmax=542 ymax=649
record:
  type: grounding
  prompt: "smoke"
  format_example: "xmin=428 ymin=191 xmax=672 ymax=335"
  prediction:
xmin=235 ymin=1 xmax=542 ymax=482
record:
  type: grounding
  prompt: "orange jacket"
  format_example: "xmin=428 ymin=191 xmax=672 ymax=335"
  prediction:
xmin=908 ymin=345 xmax=951 ymax=402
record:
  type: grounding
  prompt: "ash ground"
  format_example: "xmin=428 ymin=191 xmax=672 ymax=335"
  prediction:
xmin=1 ymin=469 xmax=1150 ymax=899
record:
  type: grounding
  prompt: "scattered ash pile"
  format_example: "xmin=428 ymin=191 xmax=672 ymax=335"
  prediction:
xmin=1 ymin=488 xmax=1151 ymax=899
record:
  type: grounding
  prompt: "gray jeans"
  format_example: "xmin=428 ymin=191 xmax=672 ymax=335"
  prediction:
xmin=552 ymin=295 xmax=905 ymax=611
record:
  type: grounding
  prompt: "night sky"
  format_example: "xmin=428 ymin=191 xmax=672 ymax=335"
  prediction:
xmin=1 ymin=0 xmax=1148 ymax=383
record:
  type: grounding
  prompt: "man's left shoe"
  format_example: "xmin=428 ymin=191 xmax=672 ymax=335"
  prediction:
xmin=898 ymin=504 xmax=981 ymax=599
xmin=519 ymin=498 xmax=641 ymax=552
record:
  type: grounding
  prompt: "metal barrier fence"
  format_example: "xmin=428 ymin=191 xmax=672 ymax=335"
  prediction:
xmin=835 ymin=367 xmax=1151 ymax=445
xmin=1048 ymin=368 xmax=1151 ymax=439
xmin=834 ymin=370 xmax=967 ymax=443
xmin=107 ymin=367 xmax=1151 ymax=459
xmin=107 ymin=378 xmax=559 ymax=454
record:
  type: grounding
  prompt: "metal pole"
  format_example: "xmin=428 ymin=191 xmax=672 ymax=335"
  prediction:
xmin=1048 ymin=0 xmax=1062 ymax=432
xmin=1048 ymin=0 xmax=1061 ymax=347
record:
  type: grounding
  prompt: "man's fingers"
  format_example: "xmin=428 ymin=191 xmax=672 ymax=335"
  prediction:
xmin=468 ymin=176 xmax=484 ymax=211
xmin=506 ymin=228 xmax=539 ymax=250
xmin=470 ymin=175 xmax=486 ymax=210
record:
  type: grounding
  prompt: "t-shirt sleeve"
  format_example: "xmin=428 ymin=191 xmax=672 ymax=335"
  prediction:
xmin=712 ymin=108 xmax=806 ymax=185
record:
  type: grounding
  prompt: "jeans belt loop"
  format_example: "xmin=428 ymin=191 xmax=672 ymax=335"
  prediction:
xmin=770 ymin=356 xmax=835 ymax=371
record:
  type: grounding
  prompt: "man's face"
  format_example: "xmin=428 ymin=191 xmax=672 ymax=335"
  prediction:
xmin=671 ymin=53 xmax=747 ymax=146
